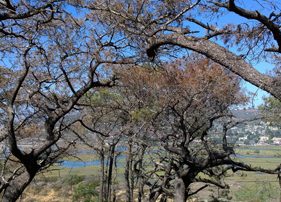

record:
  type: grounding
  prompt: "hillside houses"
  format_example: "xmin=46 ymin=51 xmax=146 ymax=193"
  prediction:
xmin=226 ymin=109 xmax=281 ymax=145
xmin=272 ymin=137 xmax=281 ymax=145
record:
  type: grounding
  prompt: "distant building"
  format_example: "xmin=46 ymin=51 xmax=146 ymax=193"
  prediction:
xmin=269 ymin=126 xmax=279 ymax=131
xmin=259 ymin=136 xmax=269 ymax=142
xmin=238 ymin=136 xmax=247 ymax=141
xmin=272 ymin=137 xmax=281 ymax=145
xmin=257 ymin=136 xmax=269 ymax=145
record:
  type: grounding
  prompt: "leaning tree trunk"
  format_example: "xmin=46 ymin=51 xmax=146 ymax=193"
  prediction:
xmin=137 ymin=145 xmax=146 ymax=202
xmin=125 ymin=141 xmax=134 ymax=202
xmin=99 ymin=150 xmax=105 ymax=202
xmin=107 ymin=145 xmax=115 ymax=202
xmin=2 ymin=171 xmax=35 ymax=202
xmin=103 ymin=144 xmax=116 ymax=202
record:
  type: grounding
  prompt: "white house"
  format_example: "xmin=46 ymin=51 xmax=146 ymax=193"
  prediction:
xmin=272 ymin=137 xmax=281 ymax=145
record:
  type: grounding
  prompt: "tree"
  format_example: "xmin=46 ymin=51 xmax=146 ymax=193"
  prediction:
xmin=88 ymin=0 xmax=281 ymax=101
xmin=0 ymin=1 xmax=133 ymax=201
xmin=0 ymin=0 xmax=59 ymax=139
xmin=142 ymin=59 xmax=242 ymax=201
xmin=79 ymin=65 xmax=174 ymax=202
xmin=260 ymin=96 xmax=281 ymax=125
xmin=1 ymin=1 xmax=281 ymax=201
xmin=73 ymin=89 xmax=126 ymax=202
xmin=116 ymin=58 xmax=278 ymax=202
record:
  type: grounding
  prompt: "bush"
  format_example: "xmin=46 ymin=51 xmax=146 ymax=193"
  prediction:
xmin=253 ymin=149 xmax=260 ymax=154
xmin=210 ymin=188 xmax=232 ymax=202
xmin=64 ymin=174 xmax=84 ymax=186
xmin=72 ymin=180 xmax=99 ymax=202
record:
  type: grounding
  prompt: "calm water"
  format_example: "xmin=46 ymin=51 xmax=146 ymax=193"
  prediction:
xmin=61 ymin=160 xmax=100 ymax=168
xmin=61 ymin=154 xmax=126 ymax=168
xmin=60 ymin=153 xmax=279 ymax=168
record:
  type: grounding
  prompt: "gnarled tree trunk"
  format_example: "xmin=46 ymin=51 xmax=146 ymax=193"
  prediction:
xmin=2 ymin=170 xmax=35 ymax=202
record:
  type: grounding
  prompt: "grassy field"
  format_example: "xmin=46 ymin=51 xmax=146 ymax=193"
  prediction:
xmin=227 ymin=145 xmax=281 ymax=202
xmin=20 ymin=145 xmax=281 ymax=202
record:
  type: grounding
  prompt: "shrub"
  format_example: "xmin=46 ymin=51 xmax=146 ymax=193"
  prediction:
xmin=253 ymin=149 xmax=260 ymax=154
xmin=64 ymin=174 xmax=84 ymax=186
xmin=72 ymin=180 xmax=99 ymax=202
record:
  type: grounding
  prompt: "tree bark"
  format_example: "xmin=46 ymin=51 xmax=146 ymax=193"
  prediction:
xmin=2 ymin=171 xmax=34 ymax=202
xmin=99 ymin=151 xmax=105 ymax=202
xmin=125 ymin=141 xmax=134 ymax=202
xmin=137 ymin=145 xmax=146 ymax=202
xmin=147 ymin=34 xmax=281 ymax=100
xmin=106 ymin=144 xmax=115 ymax=202
xmin=174 ymin=177 xmax=186 ymax=202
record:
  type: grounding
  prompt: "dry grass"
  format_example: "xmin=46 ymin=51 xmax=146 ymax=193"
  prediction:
xmin=21 ymin=188 xmax=72 ymax=202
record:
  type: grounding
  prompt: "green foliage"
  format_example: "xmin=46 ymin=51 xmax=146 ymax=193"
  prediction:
xmin=210 ymin=188 xmax=232 ymax=202
xmin=130 ymin=107 xmax=156 ymax=122
xmin=259 ymin=96 xmax=281 ymax=125
xmin=72 ymin=180 xmax=99 ymax=202
xmin=85 ymin=88 xmax=123 ymax=106
xmin=262 ymin=97 xmax=281 ymax=109
xmin=64 ymin=174 xmax=84 ymax=186
xmin=245 ymin=132 xmax=259 ymax=144
xmin=253 ymin=149 xmax=260 ymax=154
xmin=235 ymin=182 xmax=279 ymax=202
xmin=244 ymin=139 xmax=250 ymax=145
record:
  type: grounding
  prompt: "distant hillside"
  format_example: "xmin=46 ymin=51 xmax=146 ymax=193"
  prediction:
xmin=232 ymin=109 xmax=262 ymax=120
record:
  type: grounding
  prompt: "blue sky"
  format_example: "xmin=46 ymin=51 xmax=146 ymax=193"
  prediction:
xmin=199 ymin=1 xmax=277 ymax=107
xmin=65 ymin=1 xmax=277 ymax=107
xmin=2 ymin=1 xmax=276 ymax=108
xmin=242 ymin=61 xmax=273 ymax=108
